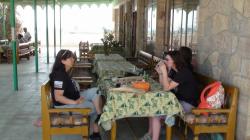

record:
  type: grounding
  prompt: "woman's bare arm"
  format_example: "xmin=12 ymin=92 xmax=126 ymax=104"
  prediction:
xmin=54 ymin=90 xmax=78 ymax=105
xmin=161 ymin=72 xmax=179 ymax=91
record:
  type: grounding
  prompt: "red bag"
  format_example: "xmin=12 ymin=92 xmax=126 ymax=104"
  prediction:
xmin=198 ymin=81 xmax=225 ymax=115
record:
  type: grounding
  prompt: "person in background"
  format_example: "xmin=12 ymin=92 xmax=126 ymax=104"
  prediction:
xmin=17 ymin=33 xmax=26 ymax=43
xmin=23 ymin=27 xmax=31 ymax=42
xmin=49 ymin=49 xmax=102 ymax=140
xmin=179 ymin=46 xmax=193 ymax=72
xmin=141 ymin=51 xmax=199 ymax=140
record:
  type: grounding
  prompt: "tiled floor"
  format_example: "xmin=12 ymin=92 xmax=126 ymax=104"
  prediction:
xmin=0 ymin=47 xmax=211 ymax=140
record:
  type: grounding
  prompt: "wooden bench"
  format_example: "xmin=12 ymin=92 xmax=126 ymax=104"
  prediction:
xmin=41 ymin=80 xmax=91 ymax=140
xmin=182 ymin=73 xmax=239 ymax=140
xmin=127 ymin=50 xmax=161 ymax=71
xmin=18 ymin=42 xmax=31 ymax=59
xmin=6 ymin=42 xmax=31 ymax=63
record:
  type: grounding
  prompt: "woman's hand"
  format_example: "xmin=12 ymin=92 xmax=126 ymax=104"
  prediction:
xmin=159 ymin=63 xmax=167 ymax=73
xmin=156 ymin=61 xmax=165 ymax=67
xmin=155 ymin=65 xmax=161 ymax=74
xmin=155 ymin=61 xmax=165 ymax=74
xmin=75 ymin=97 xmax=84 ymax=104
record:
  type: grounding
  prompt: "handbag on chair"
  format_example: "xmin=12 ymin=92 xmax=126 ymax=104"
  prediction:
xmin=198 ymin=81 xmax=225 ymax=115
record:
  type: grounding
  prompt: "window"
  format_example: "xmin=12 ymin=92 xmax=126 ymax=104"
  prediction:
xmin=147 ymin=0 xmax=157 ymax=42
xmin=168 ymin=0 xmax=199 ymax=50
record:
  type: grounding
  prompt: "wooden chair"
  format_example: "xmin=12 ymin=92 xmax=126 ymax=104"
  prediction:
xmin=183 ymin=73 xmax=239 ymax=140
xmin=41 ymin=80 xmax=92 ymax=140
xmin=79 ymin=41 xmax=94 ymax=61
xmin=71 ymin=62 xmax=94 ymax=90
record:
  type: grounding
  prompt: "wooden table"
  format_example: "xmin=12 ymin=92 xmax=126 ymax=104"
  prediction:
xmin=94 ymin=61 xmax=136 ymax=79
xmin=93 ymin=54 xmax=141 ymax=79
xmin=98 ymin=77 xmax=184 ymax=140
xmin=94 ymin=54 xmax=125 ymax=62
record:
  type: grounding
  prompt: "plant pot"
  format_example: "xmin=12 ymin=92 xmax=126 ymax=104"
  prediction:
xmin=104 ymin=47 xmax=112 ymax=56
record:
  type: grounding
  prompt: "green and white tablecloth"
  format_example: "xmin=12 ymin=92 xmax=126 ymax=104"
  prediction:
xmin=94 ymin=54 xmax=125 ymax=62
xmin=98 ymin=78 xmax=184 ymax=130
xmin=98 ymin=78 xmax=162 ymax=96
xmin=94 ymin=61 xmax=137 ymax=79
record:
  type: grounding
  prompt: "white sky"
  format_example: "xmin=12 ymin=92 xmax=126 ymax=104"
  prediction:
xmin=16 ymin=4 xmax=114 ymax=46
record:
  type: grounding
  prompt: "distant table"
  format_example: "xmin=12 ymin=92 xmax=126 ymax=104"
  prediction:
xmin=98 ymin=77 xmax=184 ymax=140
xmin=0 ymin=45 xmax=10 ymax=63
xmin=94 ymin=54 xmax=125 ymax=62
xmin=0 ymin=45 xmax=9 ymax=53
xmin=94 ymin=61 xmax=137 ymax=79
xmin=93 ymin=54 xmax=131 ymax=78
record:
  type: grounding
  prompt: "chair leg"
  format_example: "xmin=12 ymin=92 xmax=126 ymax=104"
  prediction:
xmin=184 ymin=124 xmax=188 ymax=139
xmin=225 ymin=132 xmax=234 ymax=140
xmin=166 ymin=126 xmax=172 ymax=140
xmin=82 ymin=126 xmax=89 ymax=140
xmin=42 ymin=120 xmax=51 ymax=140
xmin=111 ymin=121 xmax=117 ymax=140
xmin=42 ymin=133 xmax=51 ymax=140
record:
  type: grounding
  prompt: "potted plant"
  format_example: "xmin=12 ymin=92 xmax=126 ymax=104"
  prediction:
xmin=101 ymin=29 xmax=120 ymax=56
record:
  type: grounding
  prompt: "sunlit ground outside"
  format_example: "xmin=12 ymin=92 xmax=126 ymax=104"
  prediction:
xmin=16 ymin=3 xmax=114 ymax=47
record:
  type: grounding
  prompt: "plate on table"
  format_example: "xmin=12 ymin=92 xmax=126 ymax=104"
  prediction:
xmin=109 ymin=86 xmax=146 ymax=94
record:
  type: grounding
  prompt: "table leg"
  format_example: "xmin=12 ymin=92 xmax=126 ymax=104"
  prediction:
xmin=166 ymin=125 xmax=172 ymax=140
xmin=111 ymin=121 xmax=117 ymax=140
xmin=0 ymin=53 xmax=2 ymax=63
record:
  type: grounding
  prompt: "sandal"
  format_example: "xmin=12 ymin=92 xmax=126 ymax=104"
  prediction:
xmin=139 ymin=133 xmax=151 ymax=140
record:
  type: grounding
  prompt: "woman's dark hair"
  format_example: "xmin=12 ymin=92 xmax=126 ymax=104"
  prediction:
xmin=17 ymin=34 xmax=23 ymax=39
xmin=49 ymin=49 xmax=74 ymax=81
xmin=166 ymin=50 xmax=186 ymax=71
xmin=179 ymin=46 xmax=193 ymax=71
xmin=179 ymin=46 xmax=192 ymax=64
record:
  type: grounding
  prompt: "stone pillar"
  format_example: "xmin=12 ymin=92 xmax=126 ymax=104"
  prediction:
xmin=155 ymin=0 xmax=169 ymax=57
xmin=119 ymin=5 xmax=124 ymax=46
xmin=136 ymin=0 xmax=146 ymax=53
xmin=125 ymin=1 xmax=133 ymax=57
xmin=113 ymin=8 xmax=119 ymax=41
xmin=196 ymin=0 xmax=250 ymax=139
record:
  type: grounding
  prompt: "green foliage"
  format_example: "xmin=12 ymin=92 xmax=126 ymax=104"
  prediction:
xmin=101 ymin=29 xmax=121 ymax=55
xmin=90 ymin=45 xmax=125 ymax=56
xmin=0 ymin=3 xmax=22 ymax=40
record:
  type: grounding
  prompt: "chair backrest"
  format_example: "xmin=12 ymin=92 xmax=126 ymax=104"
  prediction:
xmin=195 ymin=73 xmax=239 ymax=123
xmin=79 ymin=41 xmax=89 ymax=51
xmin=138 ymin=51 xmax=152 ymax=62
xmin=138 ymin=50 xmax=161 ymax=65
xmin=19 ymin=42 xmax=30 ymax=49
xmin=41 ymin=80 xmax=53 ymax=113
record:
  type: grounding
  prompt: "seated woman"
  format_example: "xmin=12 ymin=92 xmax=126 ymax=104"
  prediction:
xmin=49 ymin=49 xmax=102 ymax=140
xmin=141 ymin=51 xmax=199 ymax=140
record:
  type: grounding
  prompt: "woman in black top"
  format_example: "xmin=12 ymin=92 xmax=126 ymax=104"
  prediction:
xmin=49 ymin=49 xmax=102 ymax=139
xmin=142 ymin=51 xmax=199 ymax=140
